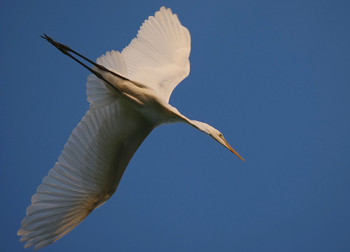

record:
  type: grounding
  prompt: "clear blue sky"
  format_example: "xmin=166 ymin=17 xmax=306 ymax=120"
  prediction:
xmin=1 ymin=0 xmax=350 ymax=251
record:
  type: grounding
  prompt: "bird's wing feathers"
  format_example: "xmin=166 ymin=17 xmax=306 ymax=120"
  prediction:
xmin=87 ymin=7 xmax=191 ymax=104
xmin=18 ymin=97 xmax=153 ymax=249
xmin=96 ymin=50 xmax=128 ymax=76
xmin=121 ymin=7 xmax=191 ymax=102
xmin=87 ymin=50 xmax=126 ymax=109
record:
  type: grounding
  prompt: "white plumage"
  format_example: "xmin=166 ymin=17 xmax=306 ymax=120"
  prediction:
xmin=122 ymin=8 xmax=190 ymax=102
xmin=18 ymin=7 xmax=243 ymax=250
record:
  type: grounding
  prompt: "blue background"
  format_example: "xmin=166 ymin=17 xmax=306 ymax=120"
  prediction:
xmin=1 ymin=0 xmax=350 ymax=251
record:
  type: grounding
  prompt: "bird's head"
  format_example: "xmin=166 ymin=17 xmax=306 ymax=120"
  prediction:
xmin=190 ymin=120 xmax=245 ymax=161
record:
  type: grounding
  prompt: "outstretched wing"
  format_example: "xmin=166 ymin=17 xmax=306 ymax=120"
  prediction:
xmin=122 ymin=6 xmax=191 ymax=102
xmin=18 ymin=54 xmax=153 ymax=249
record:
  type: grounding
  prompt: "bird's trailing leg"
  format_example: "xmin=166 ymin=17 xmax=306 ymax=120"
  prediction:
xmin=41 ymin=34 xmax=130 ymax=94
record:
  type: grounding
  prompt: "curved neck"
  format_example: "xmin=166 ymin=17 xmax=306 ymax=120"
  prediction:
xmin=159 ymin=103 xmax=210 ymax=136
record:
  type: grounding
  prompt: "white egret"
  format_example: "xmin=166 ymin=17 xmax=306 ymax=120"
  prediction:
xmin=18 ymin=7 xmax=244 ymax=249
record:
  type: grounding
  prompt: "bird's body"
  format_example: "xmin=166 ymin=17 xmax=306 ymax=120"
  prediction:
xmin=18 ymin=7 xmax=243 ymax=249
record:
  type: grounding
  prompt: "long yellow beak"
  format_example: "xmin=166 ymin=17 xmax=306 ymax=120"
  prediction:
xmin=223 ymin=138 xmax=245 ymax=161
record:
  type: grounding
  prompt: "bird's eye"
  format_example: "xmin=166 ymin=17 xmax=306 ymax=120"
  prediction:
xmin=219 ymin=133 xmax=223 ymax=138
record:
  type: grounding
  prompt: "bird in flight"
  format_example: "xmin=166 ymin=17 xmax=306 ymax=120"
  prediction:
xmin=18 ymin=6 xmax=244 ymax=250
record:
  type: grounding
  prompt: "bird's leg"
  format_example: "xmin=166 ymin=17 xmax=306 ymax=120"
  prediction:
xmin=42 ymin=34 xmax=131 ymax=81
xmin=41 ymin=34 xmax=125 ymax=94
